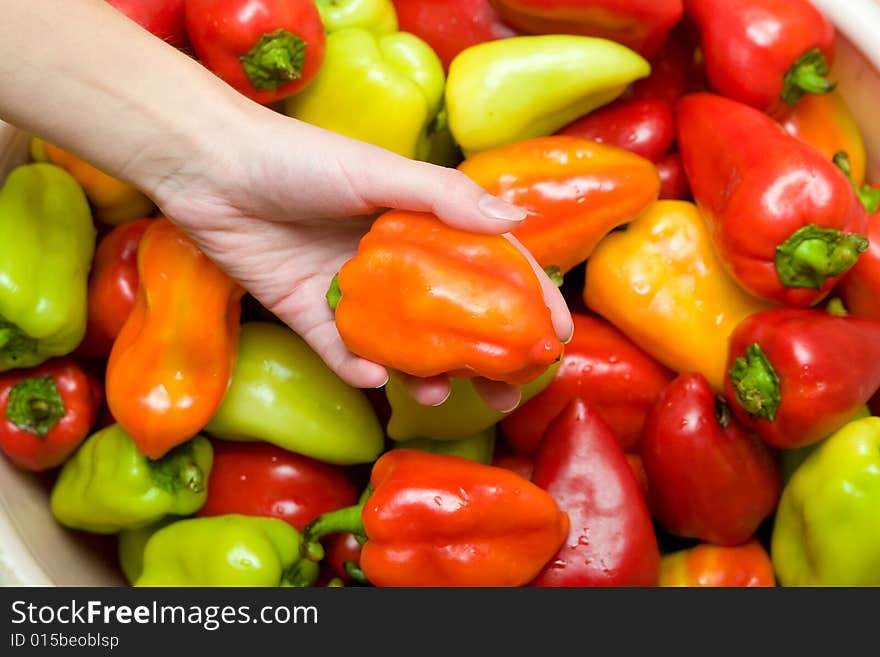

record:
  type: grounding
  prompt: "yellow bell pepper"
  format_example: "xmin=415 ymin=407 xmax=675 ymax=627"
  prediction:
xmin=584 ymin=201 xmax=773 ymax=391
xmin=285 ymin=28 xmax=444 ymax=160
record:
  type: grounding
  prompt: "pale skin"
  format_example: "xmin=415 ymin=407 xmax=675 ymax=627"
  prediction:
xmin=0 ymin=0 xmax=573 ymax=411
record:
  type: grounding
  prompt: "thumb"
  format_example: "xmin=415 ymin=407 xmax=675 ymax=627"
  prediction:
xmin=355 ymin=149 xmax=527 ymax=234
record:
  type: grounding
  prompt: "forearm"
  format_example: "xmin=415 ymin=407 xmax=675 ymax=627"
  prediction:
xmin=0 ymin=0 xmax=257 ymax=196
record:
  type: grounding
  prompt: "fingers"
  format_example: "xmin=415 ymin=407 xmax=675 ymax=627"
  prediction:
xmin=472 ymin=378 xmax=523 ymax=413
xmin=348 ymin=149 xmax=528 ymax=234
xmin=398 ymin=373 xmax=451 ymax=407
xmin=503 ymin=233 xmax=575 ymax=343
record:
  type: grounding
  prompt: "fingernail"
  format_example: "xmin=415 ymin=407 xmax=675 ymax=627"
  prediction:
xmin=430 ymin=389 xmax=452 ymax=407
xmin=498 ymin=394 xmax=522 ymax=414
xmin=562 ymin=326 xmax=575 ymax=345
xmin=373 ymin=374 xmax=390 ymax=388
xmin=479 ymin=194 xmax=527 ymax=222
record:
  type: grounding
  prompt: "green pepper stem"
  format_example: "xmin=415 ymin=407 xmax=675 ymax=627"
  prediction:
xmin=833 ymin=151 xmax=880 ymax=214
xmin=303 ymin=503 xmax=366 ymax=544
xmin=825 ymin=297 xmax=849 ymax=316
xmin=728 ymin=343 xmax=782 ymax=422
xmin=0 ymin=319 xmax=37 ymax=364
xmin=0 ymin=329 xmax=10 ymax=350
xmin=344 ymin=561 xmax=370 ymax=585
xmin=781 ymin=48 xmax=836 ymax=106
xmin=326 ymin=273 xmax=342 ymax=311
xmin=149 ymin=443 xmax=206 ymax=494
xmin=775 ymin=224 xmax=868 ymax=289
xmin=239 ymin=29 xmax=307 ymax=91
xmin=543 ymin=266 xmax=564 ymax=288
xmin=5 ymin=376 xmax=65 ymax=437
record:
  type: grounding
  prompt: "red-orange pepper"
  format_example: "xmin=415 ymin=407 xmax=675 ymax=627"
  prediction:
xmin=659 ymin=540 xmax=776 ymax=587
xmin=457 ymin=136 xmax=660 ymax=273
xmin=304 ymin=450 xmax=569 ymax=587
xmin=105 ymin=218 xmax=244 ymax=459
xmin=330 ymin=210 xmax=563 ymax=385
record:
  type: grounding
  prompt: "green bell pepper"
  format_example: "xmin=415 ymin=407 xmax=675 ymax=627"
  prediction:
xmin=205 ymin=322 xmax=384 ymax=465
xmin=314 ymin=0 xmax=398 ymax=34
xmin=50 ymin=424 xmax=212 ymax=534
xmin=398 ymin=427 xmax=496 ymax=464
xmin=117 ymin=517 xmax=177 ymax=584
xmin=446 ymin=35 xmax=650 ymax=156
xmin=0 ymin=163 xmax=95 ymax=371
xmin=285 ymin=28 xmax=445 ymax=160
xmin=771 ymin=416 xmax=880 ymax=586
xmin=386 ymin=361 xmax=558 ymax=441
xmin=134 ymin=515 xmax=321 ymax=587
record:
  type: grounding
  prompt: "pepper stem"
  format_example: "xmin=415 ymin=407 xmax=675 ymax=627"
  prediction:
xmin=326 ymin=273 xmax=342 ymax=311
xmin=728 ymin=343 xmax=782 ymax=422
xmin=833 ymin=151 xmax=880 ymax=213
xmin=149 ymin=442 xmax=206 ymax=494
xmin=543 ymin=266 xmax=564 ymax=288
xmin=781 ymin=48 xmax=836 ymax=106
xmin=0 ymin=319 xmax=37 ymax=364
xmin=5 ymin=376 xmax=65 ymax=437
xmin=303 ymin=503 xmax=366 ymax=544
xmin=239 ymin=29 xmax=307 ymax=91
xmin=775 ymin=224 xmax=868 ymax=288
xmin=344 ymin=561 xmax=370 ymax=585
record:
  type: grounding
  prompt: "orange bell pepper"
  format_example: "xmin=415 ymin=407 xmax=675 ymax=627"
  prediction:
xmin=457 ymin=136 xmax=660 ymax=273
xmin=30 ymin=137 xmax=156 ymax=226
xmin=778 ymin=90 xmax=867 ymax=187
xmin=330 ymin=209 xmax=562 ymax=385
xmin=659 ymin=540 xmax=776 ymax=587
xmin=106 ymin=218 xmax=244 ymax=459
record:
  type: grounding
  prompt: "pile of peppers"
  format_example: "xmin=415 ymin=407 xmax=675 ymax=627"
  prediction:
xmin=3 ymin=0 xmax=880 ymax=588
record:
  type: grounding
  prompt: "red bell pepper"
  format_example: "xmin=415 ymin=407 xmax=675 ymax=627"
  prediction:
xmin=393 ymin=0 xmax=518 ymax=71
xmin=623 ymin=23 xmax=703 ymax=108
xmin=185 ymin=0 xmax=326 ymax=105
xmin=106 ymin=0 xmax=188 ymax=49
xmin=304 ymin=450 xmax=569 ymax=587
xmin=501 ymin=313 xmax=675 ymax=455
xmin=684 ymin=0 xmax=836 ymax=113
xmin=77 ymin=218 xmax=153 ymax=359
xmin=325 ymin=532 xmax=365 ymax=585
xmin=555 ymin=98 xmax=675 ymax=163
xmin=489 ymin=0 xmax=683 ymax=58
xmin=0 ymin=359 xmax=102 ymax=471
xmin=659 ymin=540 xmax=776 ymax=587
xmin=725 ymin=308 xmax=880 ymax=448
xmin=530 ymin=399 xmax=660 ymax=587
xmin=677 ymin=92 xmax=868 ymax=307
xmin=656 ymin=152 xmax=690 ymax=200
xmin=641 ymin=373 xmax=781 ymax=545
xmin=197 ymin=442 xmax=359 ymax=532
xmin=840 ymin=210 xmax=880 ymax=321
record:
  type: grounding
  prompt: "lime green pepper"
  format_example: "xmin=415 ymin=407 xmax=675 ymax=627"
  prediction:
xmin=117 ymin=518 xmax=177 ymax=585
xmin=0 ymin=163 xmax=95 ymax=371
xmin=50 ymin=424 xmax=212 ymax=534
xmin=285 ymin=28 xmax=444 ymax=159
xmin=398 ymin=427 xmax=496 ymax=464
xmin=205 ymin=322 xmax=384 ymax=465
xmin=314 ymin=0 xmax=398 ymax=34
xmin=771 ymin=416 xmax=880 ymax=586
xmin=446 ymin=35 xmax=650 ymax=156
xmin=134 ymin=515 xmax=321 ymax=587
xmin=386 ymin=361 xmax=559 ymax=441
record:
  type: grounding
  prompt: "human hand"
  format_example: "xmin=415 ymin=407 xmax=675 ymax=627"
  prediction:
xmin=147 ymin=106 xmax=573 ymax=411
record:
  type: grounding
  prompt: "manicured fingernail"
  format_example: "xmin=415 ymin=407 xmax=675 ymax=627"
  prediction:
xmin=562 ymin=326 xmax=575 ymax=345
xmin=373 ymin=374 xmax=390 ymax=388
xmin=430 ymin=389 xmax=452 ymax=407
xmin=499 ymin=394 xmax=522 ymax=414
xmin=479 ymin=194 xmax=527 ymax=222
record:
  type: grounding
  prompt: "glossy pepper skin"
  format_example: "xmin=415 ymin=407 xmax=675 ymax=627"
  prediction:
xmin=641 ymin=373 xmax=782 ymax=546
xmin=677 ymin=93 xmax=868 ymax=307
xmin=305 ymin=450 xmax=569 ymax=587
xmin=530 ymin=399 xmax=660 ymax=587
xmin=78 ymin=218 xmax=153 ymax=359
xmin=725 ymin=308 xmax=880 ymax=449
xmin=684 ymin=0 xmax=836 ymax=113
xmin=0 ymin=358 xmax=102 ymax=471
xmin=50 ymin=424 xmax=212 ymax=534
xmin=315 ymin=0 xmax=397 ymax=35
xmin=117 ymin=518 xmax=176 ymax=584
xmin=384 ymin=364 xmax=557 ymax=440
xmin=660 ymin=541 xmax=775 ymax=587
xmin=839 ymin=203 xmax=880 ymax=321
xmin=185 ymin=0 xmax=326 ymax=105
xmin=502 ymin=313 xmax=674 ymax=456
xmin=30 ymin=138 xmax=155 ymax=226
xmin=394 ymin=0 xmax=517 ymax=71
xmin=446 ymin=35 xmax=650 ymax=156
xmin=331 ymin=210 xmax=562 ymax=385
xmin=622 ymin=23 xmax=703 ymax=108
xmin=197 ymin=441 xmax=359 ymax=531
xmin=135 ymin=514 xmax=320 ymax=587
xmin=106 ymin=0 xmax=187 ymax=48
xmin=205 ymin=322 xmax=384 ymax=465
xmin=584 ymin=201 xmax=772 ymax=392
xmin=286 ymin=29 xmax=444 ymax=160
xmin=0 ymin=164 xmax=95 ymax=372
xmin=779 ymin=91 xmax=867 ymax=187
xmin=106 ymin=218 xmax=244 ymax=459
xmin=771 ymin=417 xmax=880 ymax=586
xmin=489 ymin=0 xmax=683 ymax=59
xmin=656 ymin=152 xmax=690 ymax=201
xmin=458 ymin=136 xmax=660 ymax=273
